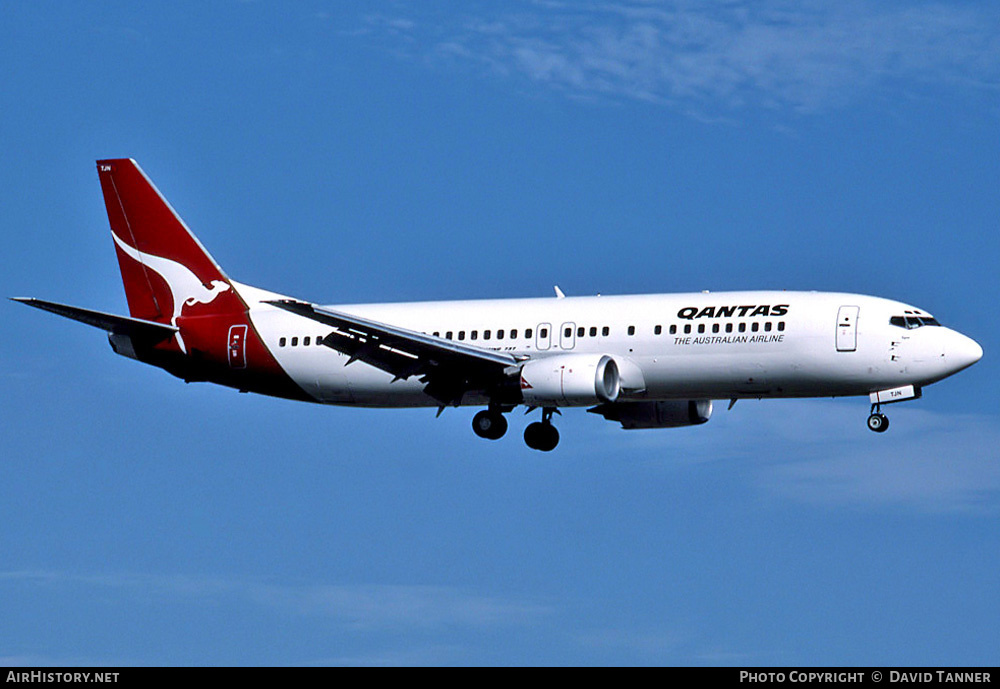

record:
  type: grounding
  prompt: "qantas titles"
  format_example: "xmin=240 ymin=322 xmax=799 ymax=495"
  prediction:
xmin=677 ymin=304 xmax=789 ymax=320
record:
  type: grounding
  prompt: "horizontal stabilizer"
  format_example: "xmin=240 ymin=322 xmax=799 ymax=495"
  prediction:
xmin=11 ymin=297 xmax=178 ymax=341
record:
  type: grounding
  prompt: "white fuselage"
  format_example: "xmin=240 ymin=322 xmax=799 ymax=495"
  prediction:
xmin=28 ymin=158 xmax=975 ymax=450
xmin=234 ymin=284 xmax=981 ymax=408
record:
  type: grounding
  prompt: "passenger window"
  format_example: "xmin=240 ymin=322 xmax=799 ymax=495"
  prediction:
xmin=458 ymin=331 xmax=465 ymax=340
xmin=577 ymin=327 xmax=584 ymax=337
xmin=304 ymin=336 xmax=311 ymax=346
xmin=565 ymin=327 xmax=572 ymax=338
xmin=291 ymin=337 xmax=298 ymax=346
xmin=684 ymin=324 xmax=691 ymax=334
xmin=484 ymin=330 xmax=491 ymax=340
xmin=764 ymin=322 xmax=772 ymax=332
xmin=669 ymin=325 xmax=677 ymax=335
xmin=712 ymin=324 xmax=719 ymax=334
xmin=497 ymin=329 xmax=504 ymax=340
xmin=778 ymin=322 xmax=785 ymax=332
xmin=751 ymin=322 xmax=759 ymax=332
xmin=317 ymin=336 xmax=323 ymax=345
xmin=697 ymin=324 xmax=705 ymax=334
xmin=589 ymin=327 xmax=597 ymax=337
xmin=654 ymin=325 xmax=662 ymax=335
xmin=602 ymin=326 xmax=609 ymax=336
xmin=446 ymin=331 xmax=453 ymax=340
xmin=540 ymin=328 xmax=548 ymax=338
xmin=433 ymin=331 xmax=440 ymax=337
xmin=525 ymin=328 xmax=532 ymax=338
xmin=725 ymin=323 xmax=733 ymax=333
xmin=739 ymin=323 xmax=746 ymax=333
xmin=510 ymin=329 xmax=518 ymax=339
xmin=471 ymin=331 xmax=478 ymax=340
xmin=627 ymin=325 xmax=635 ymax=336
xmin=279 ymin=337 xmax=286 ymax=347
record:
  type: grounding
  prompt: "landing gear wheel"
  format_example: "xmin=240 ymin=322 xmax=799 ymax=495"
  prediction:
xmin=472 ymin=410 xmax=508 ymax=440
xmin=524 ymin=421 xmax=559 ymax=452
xmin=867 ymin=413 xmax=889 ymax=433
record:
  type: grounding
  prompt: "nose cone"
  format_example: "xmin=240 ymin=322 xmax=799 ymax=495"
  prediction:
xmin=949 ymin=331 xmax=983 ymax=374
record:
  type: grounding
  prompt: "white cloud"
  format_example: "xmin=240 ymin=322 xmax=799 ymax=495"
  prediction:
xmin=242 ymin=581 xmax=548 ymax=629
xmin=0 ymin=571 xmax=549 ymax=631
xmin=361 ymin=1 xmax=1000 ymax=116
xmin=577 ymin=627 xmax=682 ymax=655
xmin=591 ymin=399 xmax=1000 ymax=513
xmin=315 ymin=645 xmax=465 ymax=666
xmin=757 ymin=407 xmax=1000 ymax=513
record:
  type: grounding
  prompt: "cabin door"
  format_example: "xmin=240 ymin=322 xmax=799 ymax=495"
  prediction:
xmin=228 ymin=325 xmax=247 ymax=368
xmin=836 ymin=306 xmax=859 ymax=352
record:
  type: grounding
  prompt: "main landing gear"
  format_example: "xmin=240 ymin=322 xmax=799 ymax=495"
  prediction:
xmin=471 ymin=406 xmax=560 ymax=450
xmin=472 ymin=408 xmax=508 ymax=440
xmin=524 ymin=407 xmax=559 ymax=452
xmin=867 ymin=404 xmax=890 ymax=433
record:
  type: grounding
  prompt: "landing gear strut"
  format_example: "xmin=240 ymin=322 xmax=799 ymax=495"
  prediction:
xmin=524 ymin=407 xmax=559 ymax=452
xmin=472 ymin=408 xmax=508 ymax=440
xmin=867 ymin=404 xmax=889 ymax=433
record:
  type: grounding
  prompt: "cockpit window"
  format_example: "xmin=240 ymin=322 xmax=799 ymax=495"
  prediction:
xmin=890 ymin=315 xmax=941 ymax=329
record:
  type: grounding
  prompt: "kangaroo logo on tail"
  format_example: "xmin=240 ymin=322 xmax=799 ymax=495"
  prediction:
xmin=111 ymin=231 xmax=231 ymax=353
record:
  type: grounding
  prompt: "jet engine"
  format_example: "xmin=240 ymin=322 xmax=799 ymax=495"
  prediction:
xmin=519 ymin=354 xmax=621 ymax=406
xmin=589 ymin=400 xmax=713 ymax=429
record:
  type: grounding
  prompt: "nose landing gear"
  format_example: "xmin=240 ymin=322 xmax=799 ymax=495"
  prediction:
xmin=867 ymin=404 xmax=890 ymax=433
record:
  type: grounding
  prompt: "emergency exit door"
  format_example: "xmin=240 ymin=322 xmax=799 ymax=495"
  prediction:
xmin=560 ymin=322 xmax=577 ymax=350
xmin=836 ymin=306 xmax=859 ymax=352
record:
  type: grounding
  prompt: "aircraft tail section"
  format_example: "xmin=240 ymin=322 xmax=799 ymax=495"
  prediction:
xmin=90 ymin=160 xmax=309 ymax=400
xmin=13 ymin=160 xmax=310 ymax=402
xmin=96 ymin=159 xmax=242 ymax=329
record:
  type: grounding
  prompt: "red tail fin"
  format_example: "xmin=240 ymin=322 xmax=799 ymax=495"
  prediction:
xmin=97 ymin=158 xmax=250 ymax=357
xmin=97 ymin=159 xmax=244 ymax=328
xmin=92 ymin=159 xmax=308 ymax=399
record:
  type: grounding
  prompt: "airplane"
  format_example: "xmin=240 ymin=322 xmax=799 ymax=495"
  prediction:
xmin=13 ymin=159 xmax=983 ymax=451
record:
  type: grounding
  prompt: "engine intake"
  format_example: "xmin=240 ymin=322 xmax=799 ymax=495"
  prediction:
xmin=589 ymin=400 xmax=713 ymax=429
xmin=519 ymin=354 xmax=620 ymax=406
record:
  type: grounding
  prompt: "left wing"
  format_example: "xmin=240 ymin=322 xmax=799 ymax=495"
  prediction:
xmin=266 ymin=299 xmax=521 ymax=405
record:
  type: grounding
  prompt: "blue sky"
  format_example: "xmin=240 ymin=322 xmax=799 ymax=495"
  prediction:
xmin=1 ymin=1 xmax=998 ymax=666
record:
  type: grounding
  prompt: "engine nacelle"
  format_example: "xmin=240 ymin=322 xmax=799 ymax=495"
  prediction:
xmin=589 ymin=400 xmax=713 ymax=429
xmin=519 ymin=354 xmax=621 ymax=406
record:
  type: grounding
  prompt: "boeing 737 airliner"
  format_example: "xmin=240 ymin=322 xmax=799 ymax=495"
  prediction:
xmin=13 ymin=159 xmax=983 ymax=451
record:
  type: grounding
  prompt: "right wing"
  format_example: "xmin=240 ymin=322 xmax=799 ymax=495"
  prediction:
xmin=266 ymin=299 xmax=522 ymax=405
